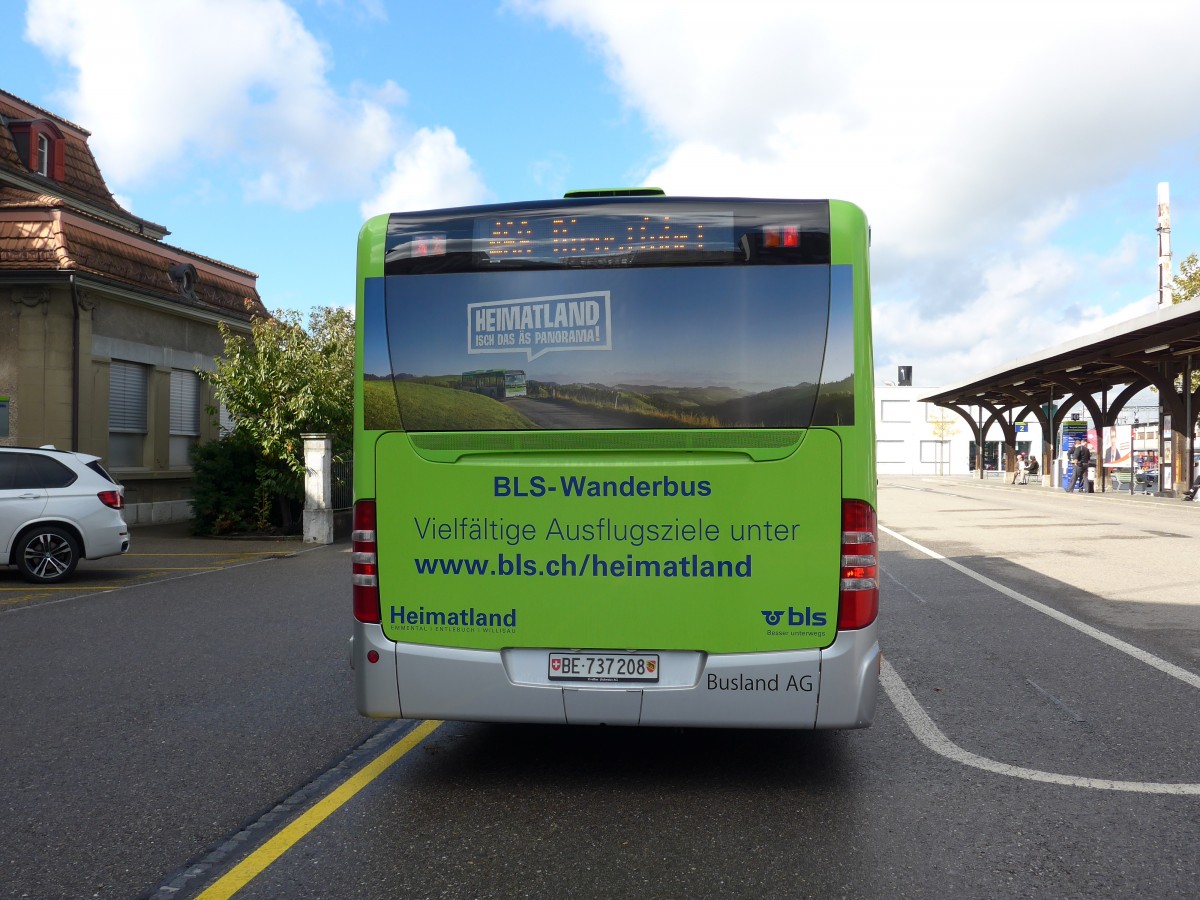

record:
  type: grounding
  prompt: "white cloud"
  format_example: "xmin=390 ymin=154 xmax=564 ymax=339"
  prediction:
xmin=874 ymin=247 xmax=1079 ymax=382
xmin=1019 ymin=199 xmax=1079 ymax=246
xmin=528 ymin=154 xmax=572 ymax=199
xmin=873 ymin=247 xmax=1161 ymax=385
xmin=360 ymin=127 xmax=490 ymax=219
xmin=314 ymin=0 xmax=388 ymax=22
xmin=23 ymin=0 xmax=477 ymax=213
xmin=522 ymin=0 xmax=1200 ymax=384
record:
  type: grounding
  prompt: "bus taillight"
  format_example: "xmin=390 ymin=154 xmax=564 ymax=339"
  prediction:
xmin=352 ymin=500 xmax=381 ymax=623
xmin=762 ymin=225 xmax=801 ymax=248
xmin=839 ymin=499 xmax=878 ymax=630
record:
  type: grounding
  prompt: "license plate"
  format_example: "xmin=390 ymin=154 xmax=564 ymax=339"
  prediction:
xmin=548 ymin=652 xmax=660 ymax=683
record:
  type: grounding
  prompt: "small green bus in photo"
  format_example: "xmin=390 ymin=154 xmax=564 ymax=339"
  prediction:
xmin=461 ymin=369 xmax=527 ymax=400
xmin=351 ymin=192 xmax=879 ymax=728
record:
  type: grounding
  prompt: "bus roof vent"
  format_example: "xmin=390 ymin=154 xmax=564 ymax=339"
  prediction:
xmin=563 ymin=187 xmax=666 ymax=198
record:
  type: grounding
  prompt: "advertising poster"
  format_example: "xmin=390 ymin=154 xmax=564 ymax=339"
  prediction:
xmin=1100 ymin=424 xmax=1133 ymax=468
xmin=364 ymin=265 xmax=854 ymax=433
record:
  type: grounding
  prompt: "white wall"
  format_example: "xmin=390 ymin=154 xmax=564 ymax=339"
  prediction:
xmin=874 ymin=384 xmax=1045 ymax=476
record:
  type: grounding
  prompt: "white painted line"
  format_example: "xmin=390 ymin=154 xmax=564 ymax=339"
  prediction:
xmin=881 ymin=659 xmax=1200 ymax=795
xmin=880 ymin=524 xmax=1200 ymax=691
xmin=882 ymin=568 xmax=926 ymax=603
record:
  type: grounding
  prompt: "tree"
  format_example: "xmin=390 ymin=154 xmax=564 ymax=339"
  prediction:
xmin=199 ymin=306 xmax=354 ymax=530
xmin=928 ymin=408 xmax=959 ymax=476
xmin=1169 ymin=253 xmax=1200 ymax=394
xmin=1171 ymin=252 xmax=1200 ymax=304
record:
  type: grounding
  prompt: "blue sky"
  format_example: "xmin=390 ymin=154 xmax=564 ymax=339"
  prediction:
xmin=7 ymin=0 xmax=1200 ymax=385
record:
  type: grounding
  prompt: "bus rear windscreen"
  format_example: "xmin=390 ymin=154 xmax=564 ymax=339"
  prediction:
xmin=363 ymin=197 xmax=852 ymax=433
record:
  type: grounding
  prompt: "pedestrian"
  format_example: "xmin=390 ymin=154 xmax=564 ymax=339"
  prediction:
xmin=1025 ymin=453 xmax=1039 ymax=483
xmin=1011 ymin=452 xmax=1027 ymax=485
xmin=1068 ymin=440 xmax=1092 ymax=492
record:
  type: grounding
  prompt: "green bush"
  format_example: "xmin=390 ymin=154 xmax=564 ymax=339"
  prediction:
xmin=190 ymin=435 xmax=266 ymax=535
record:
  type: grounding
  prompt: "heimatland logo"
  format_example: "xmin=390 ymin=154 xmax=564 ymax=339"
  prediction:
xmin=390 ymin=605 xmax=517 ymax=631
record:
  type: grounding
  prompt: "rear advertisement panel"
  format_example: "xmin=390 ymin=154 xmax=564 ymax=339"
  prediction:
xmin=375 ymin=432 xmax=842 ymax=653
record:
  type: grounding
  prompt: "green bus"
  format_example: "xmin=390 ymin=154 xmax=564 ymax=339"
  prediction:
xmin=461 ymin=369 xmax=527 ymax=400
xmin=351 ymin=192 xmax=879 ymax=728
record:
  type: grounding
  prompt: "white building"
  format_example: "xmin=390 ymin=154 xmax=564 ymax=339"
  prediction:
xmin=875 ymin=383 xmax=1046 ymax=477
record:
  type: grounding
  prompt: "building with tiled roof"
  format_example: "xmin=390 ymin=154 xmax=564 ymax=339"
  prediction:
xmin=0 ymin=87 xmax=270 ymax=523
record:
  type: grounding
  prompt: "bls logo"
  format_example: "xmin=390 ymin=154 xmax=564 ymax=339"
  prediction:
xmin=761 ymin=607 xmax=828 ymax=627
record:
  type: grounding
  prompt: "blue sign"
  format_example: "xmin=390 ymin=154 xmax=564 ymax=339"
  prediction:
xmin=1060 ymin=422 xmax=1089 ymax=489
xmin=1060 ymin=421 xmax=1086 ymax=453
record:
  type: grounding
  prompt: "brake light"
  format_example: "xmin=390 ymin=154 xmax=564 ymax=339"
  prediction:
xmin=839 ymin=499 xmax=878 ymax=630
xmin=352 ymin=500 xmax=381 ymax=623
xmin=412 ymin=233 xmax=446 ymax=257
xmin=762 ymin=225 xmax=801 ymax=248
xmin=98 ymin=490 xmax=124 ymax=510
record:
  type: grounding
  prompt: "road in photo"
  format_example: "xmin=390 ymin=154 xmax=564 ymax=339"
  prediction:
xmin=507 ymin=396 xmax=674 ymax=429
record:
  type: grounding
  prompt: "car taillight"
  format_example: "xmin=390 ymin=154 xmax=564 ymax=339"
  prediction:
xmin=352 ymin=500 xmax=381 ymax=624
xmin=98 ymin=490 xmax=124 ymax=510
xmin=839 ymin=499 xmax=878 ymax=630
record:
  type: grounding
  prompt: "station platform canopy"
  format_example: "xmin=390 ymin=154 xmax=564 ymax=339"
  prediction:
xmin=921 ymin=301 xmax=1200 ymax=493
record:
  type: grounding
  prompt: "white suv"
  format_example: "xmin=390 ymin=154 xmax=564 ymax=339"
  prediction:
xmin=0 ymin=446 xmax=130 ymax=584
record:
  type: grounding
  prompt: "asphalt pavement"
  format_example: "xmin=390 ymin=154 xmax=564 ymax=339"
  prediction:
xmin=0 ymin=523 xmax=377 ymax=900
xmin=0 ymin=521 xmax=313 ymax=610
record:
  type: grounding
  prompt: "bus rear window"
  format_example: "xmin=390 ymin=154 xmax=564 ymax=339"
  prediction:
xmin=364 ymin=199 xmax=853 ymax=433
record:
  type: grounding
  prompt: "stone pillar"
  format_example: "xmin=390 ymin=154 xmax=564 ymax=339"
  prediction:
xmin=303 ymin=433 xmax=333 ymax=544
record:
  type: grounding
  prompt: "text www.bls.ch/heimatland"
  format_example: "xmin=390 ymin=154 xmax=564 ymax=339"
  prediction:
xmin=413 ymin=553 xmax=753 ymax=578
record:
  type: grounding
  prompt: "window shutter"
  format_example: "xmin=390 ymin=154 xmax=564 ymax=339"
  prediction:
xmin=109 ymin=361 xmax=148 ymax=432
xmin=170 ymin=370 xmax=200 ymax=435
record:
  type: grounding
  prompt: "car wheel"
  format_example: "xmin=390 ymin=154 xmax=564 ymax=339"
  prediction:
xmin=15 ymin=526 xmax=80 ymax=584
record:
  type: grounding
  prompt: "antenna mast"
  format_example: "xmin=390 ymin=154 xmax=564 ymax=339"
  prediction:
xmin=1158 ymin=182 xmax=1172 ymax=306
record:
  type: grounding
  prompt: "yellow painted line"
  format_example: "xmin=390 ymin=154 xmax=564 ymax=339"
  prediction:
xmin=0 ymin=595 xmax=71 ymax=606
xmin=197 ymin=719 xmax=443 ymax=900
xmin=124 ymin=552 xmax=296 ymax=557
xmin=0 ymin=587 xmax=90 ymax=592
xmin=96 ymin=567 xmax=225 ymax=571
xmin=0 ymin=569 xmax=226 ymax=580
xmin=0 ymin=564 xmax=259 ymax=584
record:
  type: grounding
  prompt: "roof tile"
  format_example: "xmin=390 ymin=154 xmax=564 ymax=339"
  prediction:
xmin=0 ymin=89 xmax=266 ymax=322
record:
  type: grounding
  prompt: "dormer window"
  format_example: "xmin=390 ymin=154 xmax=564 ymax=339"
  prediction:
xmin=8 ymin=119 xmax=65 ymax=181
xmin=36 ymin=133 xmax=49 ymax=176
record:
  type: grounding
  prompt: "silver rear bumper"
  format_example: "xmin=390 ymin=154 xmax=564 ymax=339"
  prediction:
xmin=351 ymin=620 xmax=878 ymax=729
